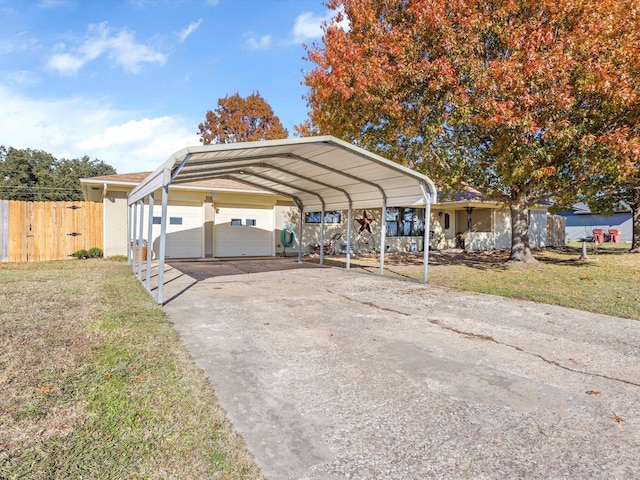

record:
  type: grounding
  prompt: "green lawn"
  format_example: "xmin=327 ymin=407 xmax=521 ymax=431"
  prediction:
xmin=0 ymin=260 xmax=262 ymax=480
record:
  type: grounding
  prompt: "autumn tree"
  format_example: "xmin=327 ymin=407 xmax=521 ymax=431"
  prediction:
xmin=302 ymin=0 xmax=640 ymax=262
xmin=198 ymin=92 xmax=288 ymax=145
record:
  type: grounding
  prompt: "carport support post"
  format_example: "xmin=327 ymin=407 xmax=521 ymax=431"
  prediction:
xmin=346 ymin=207 xmax=352 ymax=269
xmin=127 ymin=203 xmax=133 ymax=267
xmin=132 ymin=201 xmax=138 ymax=269
xmin=319 ymin=210 xmax=325 ymax=265
xmin=156 ymin=184 xmax=169 ymax=305
xmin=423 ymin=200 xmax=431 ymax=283
xmin=137 ymin=199 xmax=145 ymax=281
xmin=297 ymin=206 xmax=303 ymax=263
xmin=379 ymin=204 xmax=387 ymax=275
xmin=145 ymin=192 xmax=154 ymax=290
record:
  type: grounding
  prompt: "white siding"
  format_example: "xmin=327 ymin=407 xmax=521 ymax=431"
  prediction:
xmin=104 ymin=192 xmax=129 ymax=257
xmin=529 ymin=210 xmax=548 ymax=248
xmin=493 ymin=209 xmax=512 ymax=250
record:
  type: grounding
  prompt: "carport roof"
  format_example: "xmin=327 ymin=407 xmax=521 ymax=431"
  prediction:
xmin=128 ymin=136 xmax=437 ymax=210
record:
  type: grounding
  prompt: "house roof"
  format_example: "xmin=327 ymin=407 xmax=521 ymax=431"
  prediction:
xmin=80 ymin=171 xmax=266 ymax=202
xmin=128 ymin=135 xmax=438 ymax=211
xmin=567 ymin=202 xmax=632 ymax=215
xmin=436 ymin=184 xmax=550 ymax=211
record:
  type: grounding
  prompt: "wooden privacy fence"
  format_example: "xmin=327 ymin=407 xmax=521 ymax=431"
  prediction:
xmin=0 ymin=200 xmax=103 ymax=262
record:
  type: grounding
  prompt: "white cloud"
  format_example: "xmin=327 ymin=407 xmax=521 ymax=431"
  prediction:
xmin=177 ymin=19 xmax=203 ymax=43
xmin=205 ymin=0 xmax=220 ymax=6
xmin=244 ymin=33 xmax=272 ymax=50
xmin=292 ymin=12 xmax=324 ymax=41
xmin=47 ymin=53 xmax=85 ymax=74
xmin=47 ymin=21 xmax=167 ymax=75
xmin=292 ymin=7 xmax=350 ymax=43
xmin=0 ymin=83 xmax=199 ymax=173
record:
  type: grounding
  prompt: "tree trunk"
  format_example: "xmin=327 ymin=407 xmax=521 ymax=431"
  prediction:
xmin=508 ymin=200 xmax=538 ymax=263
xmin=630 ymin=189 xmax=640 ymax=253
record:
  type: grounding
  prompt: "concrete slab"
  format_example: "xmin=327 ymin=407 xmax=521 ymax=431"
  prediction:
xmin=161 ymin=259 xmax=640 ymax=479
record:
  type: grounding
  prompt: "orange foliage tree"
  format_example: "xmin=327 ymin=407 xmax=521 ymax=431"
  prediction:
xmin=302 ymin=0 xmax=639 ymax=262
xmin=198 ymin=92 xmax=288 ymax=144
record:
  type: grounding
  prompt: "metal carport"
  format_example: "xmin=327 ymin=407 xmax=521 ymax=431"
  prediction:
xmin=127 ymin=135 xmax=437 ymax=304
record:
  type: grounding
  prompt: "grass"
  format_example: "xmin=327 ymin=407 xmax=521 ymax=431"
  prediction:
xmin=320 ymin=242 xmax=640 ymax=320
xmin=0 ymin=259 xmax=262 ymax=480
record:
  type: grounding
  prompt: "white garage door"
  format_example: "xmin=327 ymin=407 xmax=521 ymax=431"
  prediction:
xmin=214 ymin=207 xmax=274 ymax=257
xmin=151 ymin=204 xmax=203 ymax=258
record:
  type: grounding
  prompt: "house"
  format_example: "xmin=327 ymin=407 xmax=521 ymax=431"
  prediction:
xmin=430 ymin=186 xmax=550 ymax=251
xmin=80 ymin=172 xmax=297 ymax=259
xmin=556 ymin=203 xmax=633 ymax=242
xmin=80 ymin=174 xmax=550 ymax=258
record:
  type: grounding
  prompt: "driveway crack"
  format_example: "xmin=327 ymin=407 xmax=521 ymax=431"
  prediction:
xmin=326 ymin=290 xmax=411 ymax=316
xmin=429 ymin=319 xmax=640 ymax=388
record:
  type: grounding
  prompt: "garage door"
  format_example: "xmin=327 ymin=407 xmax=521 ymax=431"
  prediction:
xmin=214 ymin=207 xmax=274 ymax=257
xmin=151 ymin=204 xmax=203 ymax=258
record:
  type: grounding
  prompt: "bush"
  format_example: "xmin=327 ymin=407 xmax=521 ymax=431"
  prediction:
xmin=88 ymin=247 xmax=103 ymax=258
xmin=72 ymin=249 xmax=89 ymax=259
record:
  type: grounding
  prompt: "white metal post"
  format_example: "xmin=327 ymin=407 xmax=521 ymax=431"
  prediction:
xmin=346 ymin=207 xmax=352 ymax=269
xmin=127 ymin=203 xmax=133 ymax=267
xmin=145 ymin=192 xmax=154 ymax=290
xmin=137 ymin=199 xmax=144 ymax=280
xmin=423 ymin=200 xmax=431 ymax=283
xmin=131 ymin=202 xmax=138 ymax=270
xmin=319 ymin=210 xmax=325 ymax=265
xmin=379 ymin=205 xmax=387 ymax=275
xmin=156 ymin=184 xmax=169 ymax=305
xmin=297 ymin=207 xmax=303 ymax=263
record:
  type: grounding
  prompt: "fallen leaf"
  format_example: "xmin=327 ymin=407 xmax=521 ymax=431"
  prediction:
xmin=586 ymin=390 xmax=600 ymax=395
xmin=613 ymin=415 xmax=624 ymax=423
xmin=135 ymin=375 xmax=146 ymax=381
xmin=38 ymin=386 xmax=51 ymax=393
xmin=264 ymin=322 xmax=270 ymax=326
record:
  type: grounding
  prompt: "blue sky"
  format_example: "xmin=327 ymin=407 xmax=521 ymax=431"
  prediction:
xmin=0 ymin=0 xmax=339 ymax=173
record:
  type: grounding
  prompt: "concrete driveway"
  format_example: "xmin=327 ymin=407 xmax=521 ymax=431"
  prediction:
xmin=161 ymin=258 xmax=640 ymax=479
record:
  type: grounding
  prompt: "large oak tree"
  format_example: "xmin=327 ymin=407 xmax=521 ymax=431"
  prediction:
xmin=302 ymin=0 xmax=639 ymax=262
xmin=198 ymin=92 xmax=288 ymax=144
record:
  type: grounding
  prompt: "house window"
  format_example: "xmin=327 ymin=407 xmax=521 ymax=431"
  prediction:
xmin=305 ymin=210 xmax=342 ymax=223
xmin=386 ymin=208 xmax=425 ymax=237
xmin=444 ymin=213 xmax=450 ymax=230
xmin=169 ymin=217 xmax=182 ymax=225
xmin=246 ymin=219 xmax=257 ymax=226
xmin=230 ymin=219 xmax=242 ymax=226
xmin=152 ymin=216 xmax=162 ymax=225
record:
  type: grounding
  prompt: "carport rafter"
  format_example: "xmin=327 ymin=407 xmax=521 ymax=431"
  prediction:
xmin=171 ymin=152 xmax=387 ymax=206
